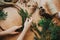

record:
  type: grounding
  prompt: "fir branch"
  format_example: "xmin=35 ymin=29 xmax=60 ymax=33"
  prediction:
xmin=18 ymin=8 xmax=28 ymax=31
xmin=0 ymin=10 xmax=7 ymax=20
xmin=18 ymin=8 xmax=28 ymax=26
xmin=38 ymin=18 xmax=51 ymax=30
xmin=32 ymin=17 xmax=60 ymax=40
xmin=18 ymin=8 xmax=60 ymax=40
xmin=49 ymin=22 xmax=60 ymax=40
xmin=18 ymin=8 xmax=33 ymax=31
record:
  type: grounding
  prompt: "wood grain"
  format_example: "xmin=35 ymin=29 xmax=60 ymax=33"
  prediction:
xmin=0 ymin=0 xmax=60 ymax=40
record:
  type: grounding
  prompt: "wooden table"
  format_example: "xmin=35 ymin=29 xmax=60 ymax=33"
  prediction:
xmin=0 ymin=7 xmax=34 ymax=40
xmin=0 ymin=0 xmax=60 ymax=40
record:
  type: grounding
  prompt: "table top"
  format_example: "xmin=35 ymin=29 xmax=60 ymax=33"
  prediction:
xmin=0 ymin=0 xmax=60 ymax=40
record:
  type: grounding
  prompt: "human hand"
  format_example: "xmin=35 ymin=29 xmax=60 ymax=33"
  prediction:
xmin=17 ymin=17 xmax=33 ymax=40
xmin=5 ymin=25 xmax=22 ymax=35
xmin=24 ymin=17 xmax=33 ymax=29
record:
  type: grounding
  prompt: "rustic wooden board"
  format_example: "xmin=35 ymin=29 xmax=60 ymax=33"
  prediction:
xmin=0 ymin=7 xmax=34 ymax=40
xmin=0 ymin=0 xmax=60 ymax=40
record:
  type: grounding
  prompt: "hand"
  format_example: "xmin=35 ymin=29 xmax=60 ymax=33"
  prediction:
xmin=5 ymin=25 xmax=22 ymax=35
xmin=24 ymin=17 xmax=33 ymax=28
xmin=17 ymin=17 xmax=33 ymax=40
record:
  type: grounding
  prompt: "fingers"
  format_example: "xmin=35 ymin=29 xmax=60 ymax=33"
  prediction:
xmin=6 ymin=25 xmax=22 ymax=32
xmin=5 ymin=25 xmax=22 ymax=35
xmin=24 ymin=17 xmax=33 ymax=28
xmin=26 ymin=17 xmax=33 ymax=22
xmin=29 ymin=17 xmax=33 ymax=23
xmin=13 ymin=25 xmax=22 ymax=30
xmin=24 ymin=17 xmax=33 ymax=26
xmin=10 ymin=32 xmax=19 ymax=35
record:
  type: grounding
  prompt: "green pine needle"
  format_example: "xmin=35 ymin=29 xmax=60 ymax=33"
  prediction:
xmin=33 ymin=17 xmax=60 ymax=40
xmin=18 ymin=8 xmax=28 ymax=27
xmin=0 ymin=10 xmax=7 ymax=20
xmin=18 ymin=8 xmax=60 ymax=40
xmin=18 ymin=8 xmax=29 ymax=31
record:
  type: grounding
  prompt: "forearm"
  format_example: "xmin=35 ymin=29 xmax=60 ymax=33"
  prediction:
xmin=17 ymin=30 xmax=26 ymax=40
xmin=17 ymin=17 xmax=32 ymax=40
xmin=0 ymin=25 xmax=22 ymax=36
xmin=17 ymin=26 xmax=30 ymax=40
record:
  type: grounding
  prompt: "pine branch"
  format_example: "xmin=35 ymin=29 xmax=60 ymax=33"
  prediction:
xmin=0 ymin=10 xmax=7 ymax=20
xmin=18 ymin=8 xmax=28 ymax=31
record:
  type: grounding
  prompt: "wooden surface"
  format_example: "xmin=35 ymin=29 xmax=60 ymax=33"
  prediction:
xmin=0 ymin=7 xmax=34 ymax=40
xmin=0 ymin=0 xmax=60 ymax=40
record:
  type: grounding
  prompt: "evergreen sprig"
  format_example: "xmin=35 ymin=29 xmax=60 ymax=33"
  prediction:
xmin=49 ymin=22 xmax=60 ymax=40
xmin=31 ymin=17 xmax=60 ymax=40
xmin=18 ymin=8 xmax=28 ymax=31
xmin=18 ymin=8 xmax=60 ymax=40
xmin=33 ymin=17 xmax=60 ymax=40
xmin=0 ymin=10 xmax=7 ymax=20
xmin=18 ymin=8 xmax=28 ymax=26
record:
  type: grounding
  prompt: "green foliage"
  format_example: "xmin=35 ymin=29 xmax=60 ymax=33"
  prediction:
xmin=49 ymin=22 xmax=60 ymax=40
xmin=38 ymin=18 xmax=51 ymax=30
xmin=0 ymin=10 xmax=7 ymax=20
xmin=18 ymin=8 xmax=60 ymax=40
xmin=31 ymin=23 xmax=42 ymax=36
xmin=18 ymin=8 xmax=28 ymax=25
xmin=31 ymin=22 xmax=44 ymax=40
xmin=32 ymin=17 xmax=60 ymax=40
xmin=18 ymin=8 xmax=29 ymax=31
